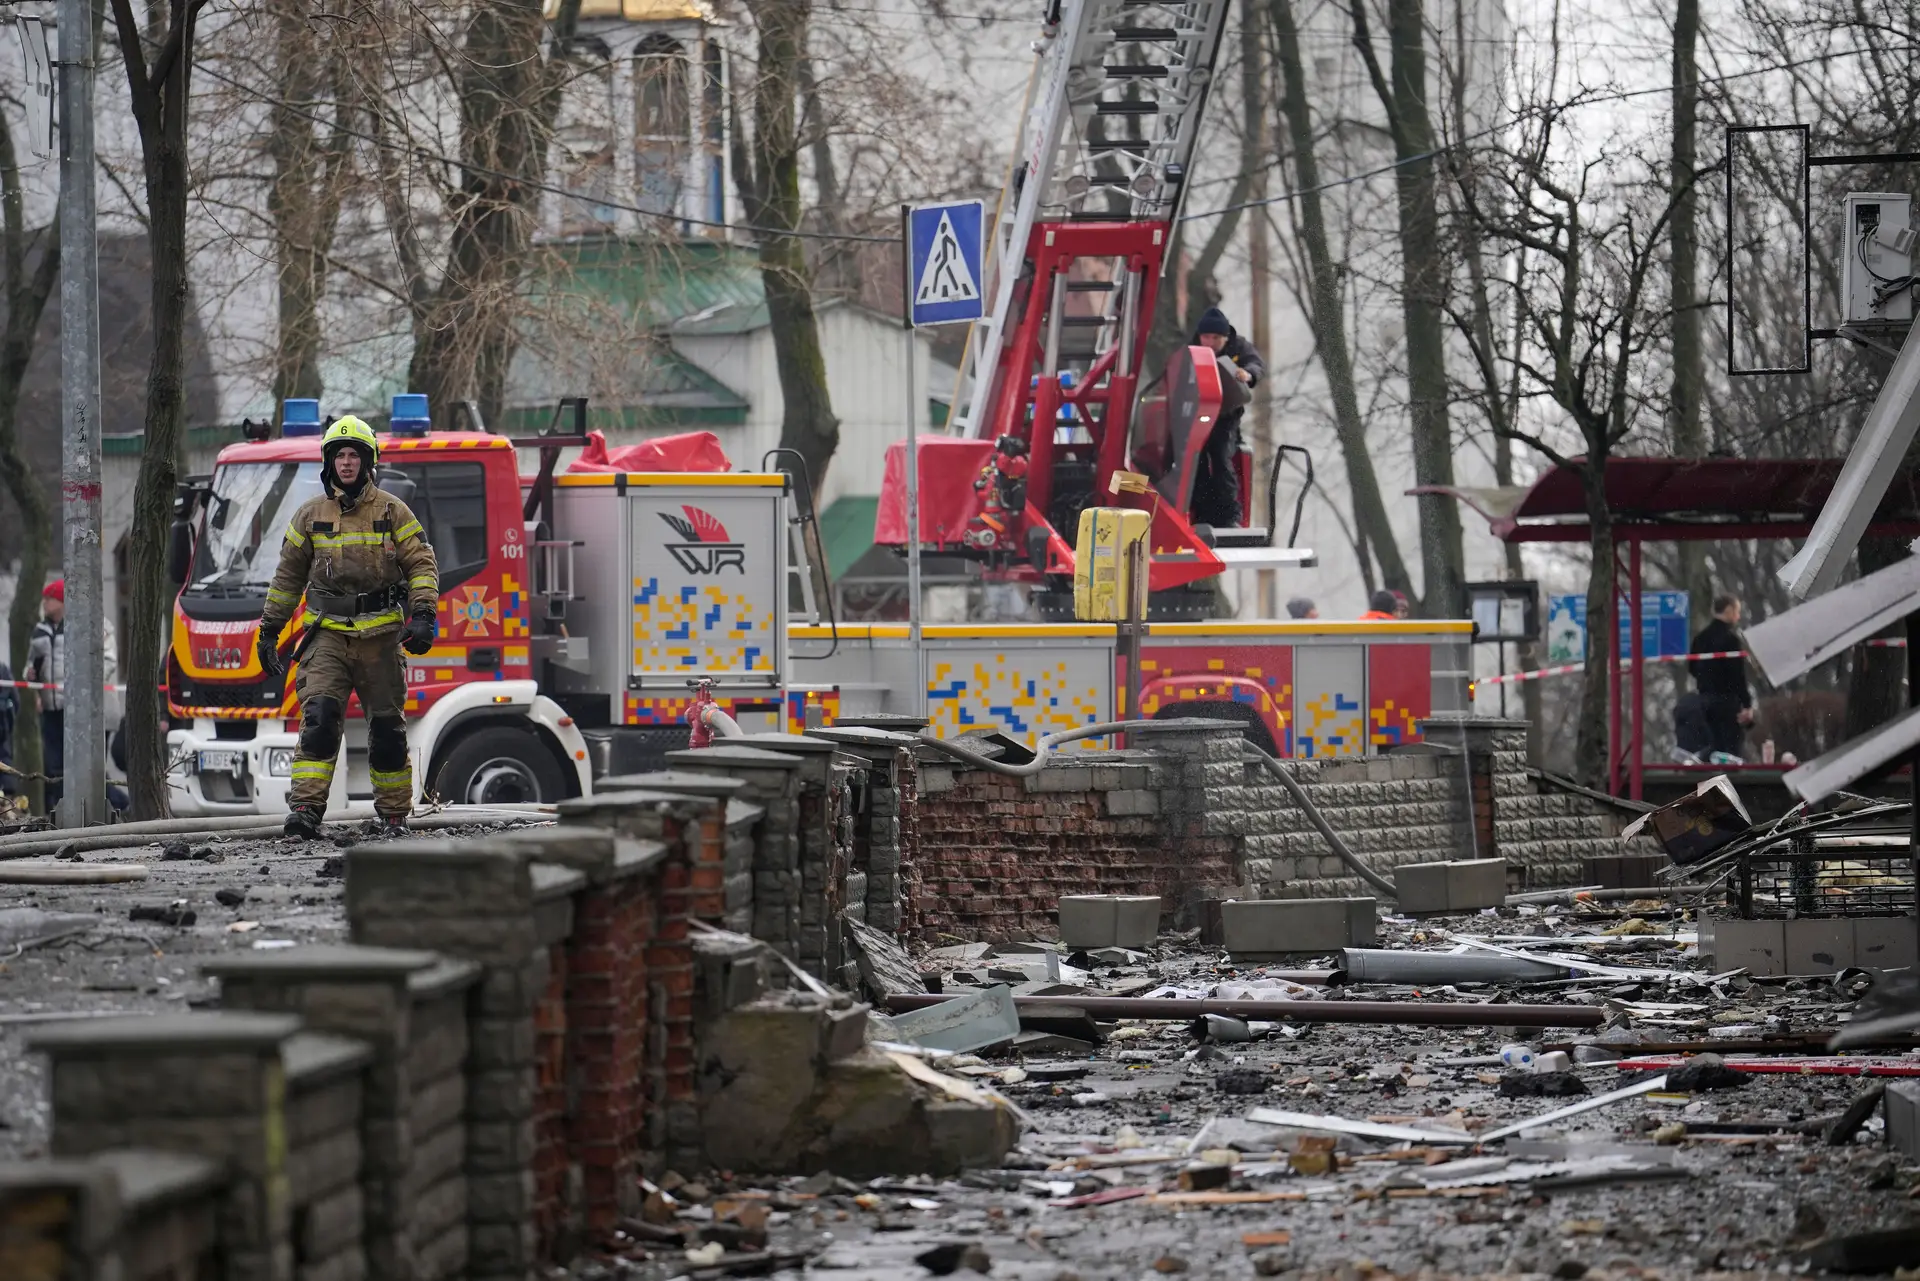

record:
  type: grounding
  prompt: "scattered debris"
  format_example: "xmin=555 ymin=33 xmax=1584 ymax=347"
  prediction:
xmin=1497 ymin=1071 xmax=1588 ymax=1098
xmin=127 ymin=900 xmax=195 ymax=927
xmin=1663 ymin=1053 xmax=1750 ymax=1092
xmin=0 ymin=863 xmax=148 ymax=885
xmin=1215 ymin=1068 xmax=1271 ymax=1096
xmin=845 ymin=915 xmax=930 ymax=999
xmin=914 ymin=1241 xmax=991 ymax=1275
xmin=889 ymin=985 xmax=1020 ymax=1054
xmin=1620 ymin=774 xmax=1751 ymax=864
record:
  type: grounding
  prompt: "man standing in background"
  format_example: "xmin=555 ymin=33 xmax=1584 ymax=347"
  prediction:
xmin=1688 ymin=593 xmax=1753 ymax=761
xmin=26 ymin=581 xmax=66 ymax=812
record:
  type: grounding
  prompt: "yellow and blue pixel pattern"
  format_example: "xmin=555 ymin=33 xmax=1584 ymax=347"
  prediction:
xmin=631 ymin=577 xmax=774 ymax=673
xmin=926 ymin=656 xmax=1102 ymax=739
xmin=1297 ymin=690 xmax=1364 ymax=758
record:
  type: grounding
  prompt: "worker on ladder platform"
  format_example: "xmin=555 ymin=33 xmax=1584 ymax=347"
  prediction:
xmin=255 ymin=416 xmax=441 ymax=839
xmin=1190 ymin=306 xmax=1265 ymax=529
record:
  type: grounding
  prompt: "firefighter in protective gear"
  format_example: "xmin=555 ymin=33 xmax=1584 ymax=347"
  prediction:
xmin=256 ymin=416 xmax=440 ymax=839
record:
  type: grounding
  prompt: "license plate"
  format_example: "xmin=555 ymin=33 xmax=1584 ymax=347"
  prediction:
xmin=197 ymin=750 xmax=246 ymax=777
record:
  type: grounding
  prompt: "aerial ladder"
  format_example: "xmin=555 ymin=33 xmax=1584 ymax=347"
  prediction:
xmin=880 ymin=0 xmax=1311 ymax=618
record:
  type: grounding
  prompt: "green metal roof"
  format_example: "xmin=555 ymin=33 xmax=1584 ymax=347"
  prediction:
xmin=543 ymin=236 xmax=770 ymax=335
xmin=105 ymin=424 xmax=247 ymax=456
xmin=819 ymin=495 xmax=880 ymax=581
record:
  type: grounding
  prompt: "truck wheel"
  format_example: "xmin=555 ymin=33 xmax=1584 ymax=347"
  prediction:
xmin=435 ymin=726 xmax=566 ymax=805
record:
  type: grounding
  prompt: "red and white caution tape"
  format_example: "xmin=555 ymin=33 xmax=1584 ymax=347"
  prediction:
xmin=1 ymin=679 xmax=131 ymax=692
xmin=1479 ymin=638 xmax=1909 ymax=687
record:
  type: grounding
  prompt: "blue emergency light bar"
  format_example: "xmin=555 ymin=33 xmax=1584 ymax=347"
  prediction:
xmin=389 ymin=393 xmax=431 ymax=437
xmin=281 ymin=398 xmax=322 ymax=437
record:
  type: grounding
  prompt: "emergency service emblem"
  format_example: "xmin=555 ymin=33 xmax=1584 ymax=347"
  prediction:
xmin=454 ymin=586 xmax=500 ymax=637
xmin=659 ymin=506 xmax=746 ymax=575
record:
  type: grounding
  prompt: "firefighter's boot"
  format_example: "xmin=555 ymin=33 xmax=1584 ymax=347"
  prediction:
xmin=284 ymin=805 xmax=324 ymax=840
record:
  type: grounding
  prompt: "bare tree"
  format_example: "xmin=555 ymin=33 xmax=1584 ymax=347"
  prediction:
xmin=110 ymin=0 xmax=211 ymax=818
xmin=1268 ymin=0 xmax=1413 ymax=598
xmin=1349 ymin=0 xmax=1465 ymax=616
xmin=1463 ymin=104 xmax=1685 ymax=782
xmin=266 ymin=7 xmax=351 ymax=405
xmin=733 ymin=0 xmax=841 ymax=492
xmin=0 ymin=99 xmax=57 ymax=812
xmin=403 ymin=0 xmax=584 ymax=428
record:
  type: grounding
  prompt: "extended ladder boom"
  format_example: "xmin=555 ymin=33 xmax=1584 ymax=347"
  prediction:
xmin=955 ymin=0 xmax=1235 ymax=442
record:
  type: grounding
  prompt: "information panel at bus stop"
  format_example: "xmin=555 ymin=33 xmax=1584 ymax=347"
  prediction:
xmin=1546 ymin=592 xmax=1691 ymax=666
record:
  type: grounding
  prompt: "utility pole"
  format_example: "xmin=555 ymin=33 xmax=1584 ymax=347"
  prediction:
xmin=1243 ymin=10 xmax=1274 ymax=619
xmin=57 ymin=0 xmax=106 ymax=827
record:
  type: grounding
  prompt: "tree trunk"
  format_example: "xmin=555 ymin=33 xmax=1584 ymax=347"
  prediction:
xmin=1574 ymin=461 xmax=1615 ymax=787
xmin=407 ymin=0 xmax=578 ymax=427
xmin=1270 ymin=0 xmax=1412 ymax=596
xmin=742 ymin=0 xmax=841 ymax=494
xmin=0 ymin=114 xmax=57 ymax=813
xmin=1669 ymin=0 xmax=1710 ymax=633
xmin=1386 ymin=0 xmax=1463 ymax=617
xmin=267 ymin=10 xmax=347 ymax=405
xmin=116 ymin=0 xmax=207 ymax=819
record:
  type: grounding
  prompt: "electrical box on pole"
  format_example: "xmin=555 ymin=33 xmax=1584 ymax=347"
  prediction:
xmin=1841 ymin=192 xmax=1914 ymax=326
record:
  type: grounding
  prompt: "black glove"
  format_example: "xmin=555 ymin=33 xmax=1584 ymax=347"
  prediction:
xmin=257 ymin=623 xmax=286 ymax=677
xmin=401 ymin=608 xmax=437 ymax=656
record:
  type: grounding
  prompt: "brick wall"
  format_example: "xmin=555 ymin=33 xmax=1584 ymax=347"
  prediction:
xmin=905 ymin=744 xmax=1238 ymax=942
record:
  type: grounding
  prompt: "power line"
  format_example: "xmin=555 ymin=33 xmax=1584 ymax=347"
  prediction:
xmin=194 ymin=33 xmax=1906 ymax=244
xmin=193 ymin=60 xmax=902 ymax=245
xmin=1179 ymin=43 xmax=1917 ymax=223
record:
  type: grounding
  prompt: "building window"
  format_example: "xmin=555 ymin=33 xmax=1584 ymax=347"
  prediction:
xmin=557 ymin=55 xmax=616 ymax=235
xmin=635 ymin=34 xmax=689 ymax=217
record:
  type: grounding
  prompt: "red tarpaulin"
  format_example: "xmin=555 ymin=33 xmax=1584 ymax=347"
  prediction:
xmin=566 ymin=429 xmax=732 ymax=474
xmin=874 ymin=438 xmax=997 ymax=545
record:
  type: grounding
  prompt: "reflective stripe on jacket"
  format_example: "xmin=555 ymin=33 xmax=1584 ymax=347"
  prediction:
xmin=262 ymin=488 xmax=439 ymax=637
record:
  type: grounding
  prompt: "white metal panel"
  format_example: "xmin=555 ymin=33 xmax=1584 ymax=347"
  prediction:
xmin=626 ymin=480 xmax=788 ymax=689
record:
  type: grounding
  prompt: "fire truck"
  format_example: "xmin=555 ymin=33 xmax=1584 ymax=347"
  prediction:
xmin=163 ymin=395 xmax=1465 ymax=816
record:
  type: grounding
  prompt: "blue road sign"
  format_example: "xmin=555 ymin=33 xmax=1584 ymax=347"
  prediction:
xmin=1547 ymin=592 xmax=1691 ymax=665
xmin=907 ymin=201 xmax=985 ymax=327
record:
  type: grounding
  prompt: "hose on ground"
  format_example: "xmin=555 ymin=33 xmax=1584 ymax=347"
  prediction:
xmin=914 ymin=720 xmax=1162 ymax=776
xmin=914 ymin=720 xmax=1401 ymax=900
xmin=1244 ymin=749 xmax=1399 ymax=900
xmin=0 ymin=805 xmax=554 ymax=860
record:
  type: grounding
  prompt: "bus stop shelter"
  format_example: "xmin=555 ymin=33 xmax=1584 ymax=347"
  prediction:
xmin=1422 ymin=457 xmax=1920 ymax=799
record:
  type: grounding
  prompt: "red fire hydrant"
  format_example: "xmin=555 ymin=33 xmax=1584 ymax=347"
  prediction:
xmin=685 ymin=678 xmax=718 ymax=749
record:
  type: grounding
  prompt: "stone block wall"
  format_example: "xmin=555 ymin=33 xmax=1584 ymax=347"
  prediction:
xmin=283 ymin=1034 xmax=372 ymax=1281
xmin=1226 ymin=718 xmax=1655 ymax=899
xmin=895 ymin=717 xmax=1657 ymax=937
xmin=0 ymin=1152 xmax=227 ymax=1281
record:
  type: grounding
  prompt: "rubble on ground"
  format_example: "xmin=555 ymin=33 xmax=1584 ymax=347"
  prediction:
xmin=1 ymin=821 xmax=1917 ymax=1278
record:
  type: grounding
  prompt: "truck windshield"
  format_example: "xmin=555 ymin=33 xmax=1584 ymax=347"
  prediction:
xmin=186 ymin=462 xmax=324 ymax=596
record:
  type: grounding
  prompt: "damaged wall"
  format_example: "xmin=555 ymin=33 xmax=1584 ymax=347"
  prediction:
xmin=899 ymin=718 xmax=1654 ymax=941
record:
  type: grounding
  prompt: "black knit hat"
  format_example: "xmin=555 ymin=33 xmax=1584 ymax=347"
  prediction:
xmin=1195 ymin=306 xmax=1232 ymax=337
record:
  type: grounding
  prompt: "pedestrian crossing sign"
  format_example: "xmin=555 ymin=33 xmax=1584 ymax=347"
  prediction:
xmin=907 ymin=200 xmax=985 ymax=326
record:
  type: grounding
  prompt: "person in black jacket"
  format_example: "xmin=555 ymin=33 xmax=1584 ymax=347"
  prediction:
xmin=1688 ymin=593 xmax=1753 ymax=760
xmin=1190 ymin=306 xmax=1265 ymax=529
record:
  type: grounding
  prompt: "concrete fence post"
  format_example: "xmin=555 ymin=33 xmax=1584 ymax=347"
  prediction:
xmin=29 ymin=1011 xmax=304 ymax=1281
xmin=204 ymin=944 xmax=447 ymax=1281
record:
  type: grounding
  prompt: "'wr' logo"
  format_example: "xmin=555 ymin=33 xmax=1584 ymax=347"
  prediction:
xmin=659 ymin=506 xmax=747 ymax=575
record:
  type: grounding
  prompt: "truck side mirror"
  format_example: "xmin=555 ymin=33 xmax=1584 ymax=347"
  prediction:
xmin=167 ymin=518 xmax=194 ymax=585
